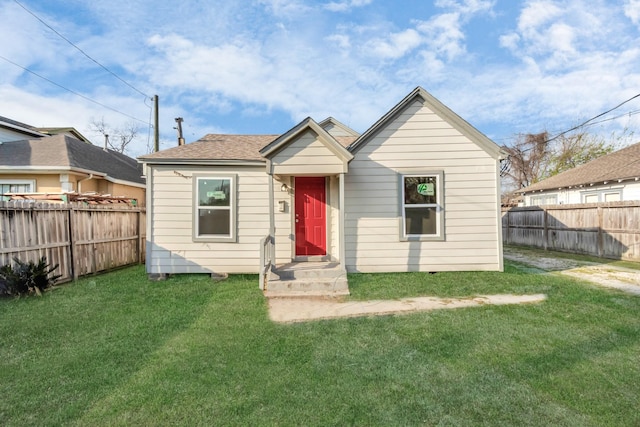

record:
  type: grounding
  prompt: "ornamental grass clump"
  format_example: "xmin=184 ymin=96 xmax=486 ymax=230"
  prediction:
xmin=0 ymin=257 xmax=61 ymax=296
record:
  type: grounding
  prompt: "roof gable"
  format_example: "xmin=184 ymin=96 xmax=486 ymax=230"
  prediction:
xmin=347 ymin=86 xmax=503 ymax=160
xmin=259 ymin=117 xmax=354 ymax=163
xmin=318 ymin=117 xmax=360 ymax=137
xmin=518 ymin=141 xmax=640 ymax=193
xmin=36 ymin=127 xmax=92 ymax=143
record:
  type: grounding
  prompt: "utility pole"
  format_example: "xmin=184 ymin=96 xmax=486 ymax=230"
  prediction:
xmin=153 ymin=95 xmax=159 ymax=152
xmin=174 ymin=117 xmax=185 ymax=146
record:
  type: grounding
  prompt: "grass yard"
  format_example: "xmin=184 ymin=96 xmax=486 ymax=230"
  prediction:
xmin=1 ymin=260 xmax=639 ymax=426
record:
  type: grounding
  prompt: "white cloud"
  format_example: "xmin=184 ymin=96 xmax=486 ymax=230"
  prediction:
xmin=500 ymin=0 xmax=622 ymax=70
xmin=326 ymin=34 xmax=351 ymax=50
xmin=257 ymin=0 xmax=311 ymax=17
xmin=435 ymin=0 xmax=495 ymax=15
xmin=417 ymin=13 xmax=466 ymax=61
xmin=365 ymin=29 xmax=423 ymax=60
xmin=625 ymin=0 xmax=640 ymax=24
xmin=324 ymin=0 xmax=372 ymax=12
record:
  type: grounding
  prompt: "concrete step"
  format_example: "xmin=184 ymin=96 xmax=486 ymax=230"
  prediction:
xmin=270 ymin=262 xmax=345 ymax=280
xmin=265 ymin=262 xmax=349 ymax=297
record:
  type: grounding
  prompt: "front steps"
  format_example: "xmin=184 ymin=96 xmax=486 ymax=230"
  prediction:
xmin=264 ymin=262 xmax=349 ymax=298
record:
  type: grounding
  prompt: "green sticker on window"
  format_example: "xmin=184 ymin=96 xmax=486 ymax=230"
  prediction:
xmin=207 ymin=191 xmax=226 ymax=200
xmin=417 ymin=183 xmax=434 ymax=196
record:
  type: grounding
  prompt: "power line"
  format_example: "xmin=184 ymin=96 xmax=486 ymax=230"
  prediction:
xmin=499 ymin=93 xmax=640 ymax=178
xmin=498 ymin=94 xmax=640 ymax=148
xmin=13 ymin=0 xmax=150 ymax=99
xmin=0 ymin=55 xmax=149 ymax=124
xmin=543 ymin=92 xmax=640 ymax=145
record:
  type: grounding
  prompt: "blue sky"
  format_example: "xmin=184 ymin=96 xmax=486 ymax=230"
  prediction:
xmin=1 ymin=0 xmax=639 ymax=156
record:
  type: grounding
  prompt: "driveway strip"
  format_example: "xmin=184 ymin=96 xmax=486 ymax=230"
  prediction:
xmin=268 ymin=294 xmax=547 ymax=323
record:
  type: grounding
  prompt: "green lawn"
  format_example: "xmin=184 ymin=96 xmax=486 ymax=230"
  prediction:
xmin=1 ymin=261 xmax=639 ymax=426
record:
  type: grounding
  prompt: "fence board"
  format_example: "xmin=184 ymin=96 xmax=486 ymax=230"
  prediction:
xmin=503 ymin=201 xmax=640 ymax=261
xmin=0 ymin=201 xmax=146 ymax=283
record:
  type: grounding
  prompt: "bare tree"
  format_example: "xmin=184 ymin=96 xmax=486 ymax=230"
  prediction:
xmin=501 ymin=132 xmax=550 ymax=190
xmin=501 ymin=130 xmax=623 ymax=194
xmin=89 ymin=118 xmax=139 ymax=154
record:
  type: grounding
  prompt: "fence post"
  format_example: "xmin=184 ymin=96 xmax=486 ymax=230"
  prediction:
xmin=68 ymin=207 xmax=77 ymax=280
xmin=137 ymin=209 xmax=143 ymax=264
xmin=543 ymin=208 xmax=548 ymax=251
xmin=597 ymin=206 xmax=603 ymax=257
xmin=505 ymin=210 xmax=510 ymax=245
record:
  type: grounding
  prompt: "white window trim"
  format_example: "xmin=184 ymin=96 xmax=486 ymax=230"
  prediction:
xmin=192 ymin=174 xmax=237 ymax=243
xmin=529 ymin=193 xmax=558 ymax=206
xmin=0 ymin=179 xmax=36 ymax=195
xmin=399 ymin=171 xmax=445 ymax=242
xmin=580 ymin=187 xmax=623 ymax=203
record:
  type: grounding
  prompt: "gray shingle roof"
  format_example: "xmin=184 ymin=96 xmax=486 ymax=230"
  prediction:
xmin=138 ymin=133 xmax=357 ymax=163
xmin=0 ymin=134 xmax=144 ymax=185
xmin=518 ymin=142 xmax=640 ymax=193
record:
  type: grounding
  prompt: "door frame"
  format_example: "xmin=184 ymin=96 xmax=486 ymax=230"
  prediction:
xmin=293 ymin=176 xmax=330 ymax=261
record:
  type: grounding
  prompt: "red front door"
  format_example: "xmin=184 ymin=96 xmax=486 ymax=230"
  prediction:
xmin=295 ymin=177 xmax=327 ymax=257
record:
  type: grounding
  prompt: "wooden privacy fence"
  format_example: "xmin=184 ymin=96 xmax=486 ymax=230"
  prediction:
xmin=502 ymin=201 xmax=640 ymax=261
xmin=0 ymin=201 xmax=146 ymax=283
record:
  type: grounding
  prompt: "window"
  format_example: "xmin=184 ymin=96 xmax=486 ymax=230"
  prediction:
xmin=400 ymin=172 xmax=444 ymax=241
xmin=604 ymin=192 xmax=621 ymax=202
xmin=582 ymin=189 xmax=622 ymax=203
xmin=193 ymin=175 xmax=236 ymax=242
xmin=0 ymin=180 xmax=35 ymax=195
xmin=530 ymin=194 xmax=558 ymax=206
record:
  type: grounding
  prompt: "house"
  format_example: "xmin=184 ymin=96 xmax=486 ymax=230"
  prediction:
xmin=138 ymin=87 xmax=504 ymax=291
xmin=518 ymin=142 xmax=640 ymax=206
xmin=0 ymin=116 xmax=47 ymax=142
xmin=0 ymin=134 xmax=145 ymax=203
xmin=0 ymin=115 xmax=92 ymax=143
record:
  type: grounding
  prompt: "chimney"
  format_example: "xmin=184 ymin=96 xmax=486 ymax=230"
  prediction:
xmin=174 ymin=117 xmax=185 ymax=146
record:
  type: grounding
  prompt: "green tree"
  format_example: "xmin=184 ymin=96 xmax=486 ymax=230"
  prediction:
xmin=544 ymin=132 xmax=618 ymax=178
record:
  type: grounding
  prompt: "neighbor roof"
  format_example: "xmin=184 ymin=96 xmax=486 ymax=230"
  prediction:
xmin=35 ymin=127 xmax=92 ymax=143
xmin=139 ymin=134 xmax=280 ymax=163
xmin=518 ymin=142 xmax=640 ymax=193
xmin=0 ymin=134 xmax=144 ymax=186
xmin=0 ymin=115 xmax=44 ymax=138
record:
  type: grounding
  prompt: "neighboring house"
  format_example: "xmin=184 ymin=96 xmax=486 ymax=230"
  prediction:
xmin=0 ymin=115 xmax=91 ymax=143
xmin=0 ymin=116 xmax=45 ymax=142
xmin=518 ymin=142 xmax=640 ymax=206
xmin=0 ymin=134 xmax=145 ymax=203
xmin=139 ymin=86 xmax=504 ymax=279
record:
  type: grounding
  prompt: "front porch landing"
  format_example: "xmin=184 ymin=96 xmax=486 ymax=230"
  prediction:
xmin=264 ymin=262 xmax=349 ymax=298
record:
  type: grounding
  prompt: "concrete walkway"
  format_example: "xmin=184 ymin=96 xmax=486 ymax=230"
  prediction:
xmin=268 ymin=294 xmax=547 ymax=323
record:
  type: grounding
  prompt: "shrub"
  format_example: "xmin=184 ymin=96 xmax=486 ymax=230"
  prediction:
xmin=0 ymin=257 xmax=61 ymax=296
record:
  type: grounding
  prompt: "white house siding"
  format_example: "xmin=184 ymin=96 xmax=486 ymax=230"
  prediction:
xmin=270 ymin=130 xmax=345 ymax=175
xmin=148 ymin=164 xmax=270 ymax=274
xmin=329 ymin=175 xmax=340 ymax=261
xmin=273 ymin=176 xmax=293 ymax=264
xmin=344 ymin=100 xmax=501 ymax=272
xmin=525 ymin=181 xmax=640 ymax=206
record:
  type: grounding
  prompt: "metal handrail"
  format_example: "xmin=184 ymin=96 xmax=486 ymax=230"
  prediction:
xmin=259 ymin=234 xmax=275 ymax=290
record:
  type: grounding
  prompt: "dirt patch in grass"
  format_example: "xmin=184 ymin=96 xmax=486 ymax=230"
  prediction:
xmin=268 ymin=294 xmax=547 ymax=323
xmin=504 ymin=246 xmax=640 ymax=296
